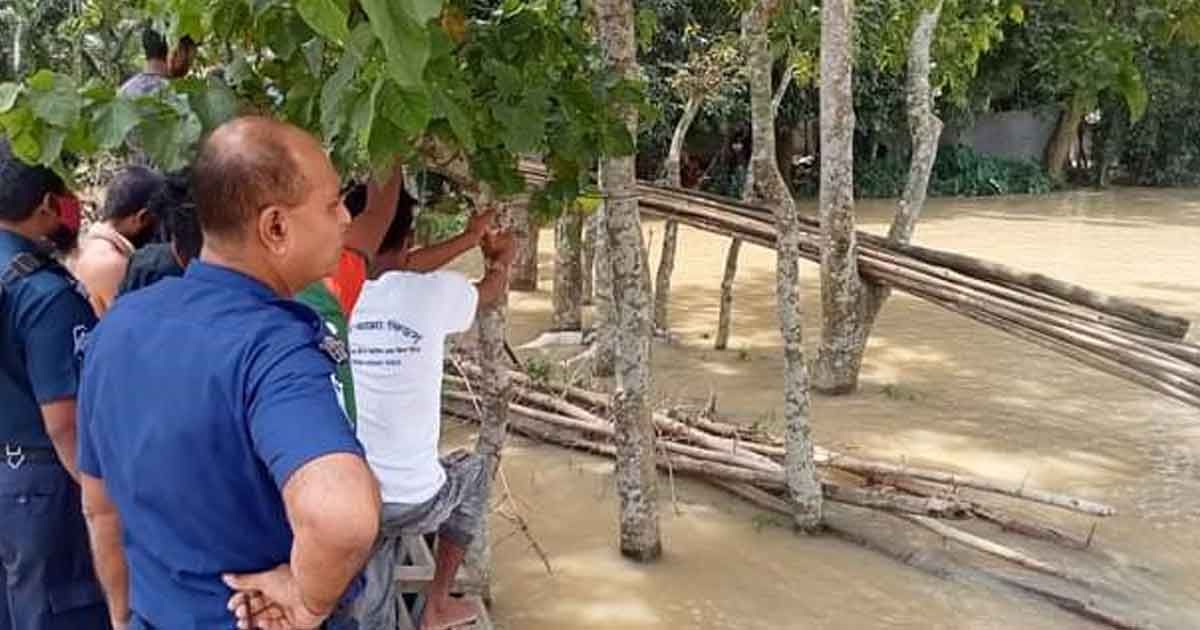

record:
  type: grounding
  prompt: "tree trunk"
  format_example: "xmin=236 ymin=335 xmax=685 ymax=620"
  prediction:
xmin=510 ymin=198 xmax=539 ymax=291
xmin=591 ymin=192 xmax=617 ymax=377
xmin=595 ymin=0 xmax=662 ymax=562
xmin=1045 ymin=99 xmax=1086 ymax=182
xmin=714 ymin=63 xmax=796 ymax=350
xmin=467 ymin=197 xmax=513 ymax=602
xmin=553 ymin=205 xmax=583 ymax=331
xmin=714 ymin=237 xmax=742 ymax=350
xmin=581 ymin=209 xmax=596 ymax=305
xmin=12 ymin=18 xmax=24 ymax=77
xmin=743 ymin=0 xmax=822 ymax=530
xmin=654 ymin=96 xmax=703 ymax=332
xmin=817 ymin=1 xmax=945 ymax=393
xmin=812 ymin=0 xmax=865 ymax=396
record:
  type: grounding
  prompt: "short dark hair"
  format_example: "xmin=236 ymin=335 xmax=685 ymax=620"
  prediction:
xmin=148 ymin=171 xmax=202 ymax=261
xmin=343 ymin=181 xmax=368 ymax=219
xmin=102 ymin=167 xmax=165 ymax=220
xmin=142 ymin=26 xmax=168 ymax=61
xmin=191 ymin=117 xmax=309 ymax=238
xmin=0 ymin=140 xmax=65 ymax=222
xmin=378 ymin=187 xmax=419 ymax=253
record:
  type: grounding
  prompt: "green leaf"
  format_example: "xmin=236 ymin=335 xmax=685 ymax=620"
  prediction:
xmin=432 ymin=89 xmax=474 ymax=151
xmin=494 ymin=98 xmax=545 ymax=153
xmin=403 ymin=0 xmax=444 ymax=24
xmin=283 ymin=80 xmax=319 ymax=127
xmin=92 ymin=99 xmax=140 ymax=149
xmin=368 ymin=117 xmax=409 ymax=174
xmin=140 ymin=112 xmax=200 ymax=172
xmin=1008 ymin=3 xmax=1025 ymax=25
xmin=302 ymin=38 xmax=326 ymax=76
xmin=636 ymin=7 xmax=658 ymax=51
xmin=320 ymin=46 xmax=364 ymax=141
xmin=362 ymin=0 xmax=431 ymax=88
xmin=260 ymin=8 xmax=312 ymax=59
xmin=38 ymin=127 xmax=66 ymax=165
xmin=26 ymin=72 xmax=81 ymax=128
xmin=189 ymin=77 xmax=239 ymax=132
xmin=379 ymin=82 xmax=432 ymax=135
xmin=171 ymin=0 xmax=208 ymax=41
xmin=3 ymin=113 xmax=42 ymax=164
xmin=0 ymin=83 xmax=20 ymax=113
xmin=354 ymin=76 xmax=386 ymax=152
xmin=1116 ymin=65 xmax=1148 ymax=122
xmin=295 ymin=0 xmax=350 ymax=44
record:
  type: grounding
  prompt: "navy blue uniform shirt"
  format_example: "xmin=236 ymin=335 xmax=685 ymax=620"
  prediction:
xmin=77 ymin=260 xmax=364 ymax=629
xmin=1 ymin=229 xmax=96 ymax=449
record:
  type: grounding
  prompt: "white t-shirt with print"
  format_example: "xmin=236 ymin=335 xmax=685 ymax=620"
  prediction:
xmin=350 ymin=270 xmax=478 ymax=504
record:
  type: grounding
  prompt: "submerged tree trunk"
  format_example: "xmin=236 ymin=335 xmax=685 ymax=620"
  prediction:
xmin=654 ymin=96 xmax=703 ymax=332
xmin=816 ymin=1 xmax=945 ymax=393
xmin=467 ymin=197 xmax=513 ymax=601
xmin=553 ymin=205 xmax=584 ymax=331
xmin=713 ymin=237 xmax=742 ymax=350
xmin=812 ymin=0 xmax=865 ymax=395
xmin=511 ymin=199 xmax=539 ymax=291
xmin=1045 ymin=99 xmax=1086 ymax=182
xmin=743 ymin=0 xmax=822 ymax=530
xmin=714 ymin=65 xmax=794 ymax=349
xmin=595 ymin=0 xmax=662 ymax=562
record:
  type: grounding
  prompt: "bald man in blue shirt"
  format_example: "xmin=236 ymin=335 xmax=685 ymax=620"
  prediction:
xmin=77 ymin=117 xmax=381 ymax=630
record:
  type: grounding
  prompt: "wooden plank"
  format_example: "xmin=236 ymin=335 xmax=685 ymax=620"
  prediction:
xmin=404 ymin=534 xmax=436 ymax=569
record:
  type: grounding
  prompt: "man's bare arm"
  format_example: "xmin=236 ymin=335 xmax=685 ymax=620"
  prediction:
xmin=81 ymin=474 xmax=130 ymax=630
xmin=401 ymin=207 xmax=495 ymax=273
xmin=343 ymin=168 xmax=405 ymax=262
xmin=282 ymin=453 xmax=380 ymax=617
xmin=41 ymin=400 xmax=80 ymax=482
xmin=475 ymin=229 xmax=515 ymax=311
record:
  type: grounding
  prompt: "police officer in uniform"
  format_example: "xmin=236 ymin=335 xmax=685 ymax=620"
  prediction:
xmin=76 ymin=117 xmax=380 ymax=629
xmin=0 ymin=144 xmax=111 ymax=629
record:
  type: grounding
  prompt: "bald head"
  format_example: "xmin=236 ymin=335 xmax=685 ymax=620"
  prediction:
xmin=192 ymin=116 xmax=324 ymax=240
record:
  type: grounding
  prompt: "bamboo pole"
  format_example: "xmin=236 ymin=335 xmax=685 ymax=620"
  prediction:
xmin=901 ymin=515 xmax=1096 ymax=587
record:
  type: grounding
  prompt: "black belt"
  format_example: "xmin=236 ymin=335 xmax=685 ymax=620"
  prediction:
xmin=3 ymin=444 xmax=58 ymax=469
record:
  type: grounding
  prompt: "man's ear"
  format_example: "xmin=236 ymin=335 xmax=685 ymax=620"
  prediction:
xmin=258 ymin=206 xmax=290 ymax=255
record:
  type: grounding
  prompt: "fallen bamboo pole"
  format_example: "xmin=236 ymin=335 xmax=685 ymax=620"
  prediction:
xmin=901 ymin=515 xmax=1095 ymax=588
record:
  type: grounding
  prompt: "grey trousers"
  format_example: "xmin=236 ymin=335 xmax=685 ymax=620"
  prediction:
xmin=353 ymin=451 xmax=486 ymax=630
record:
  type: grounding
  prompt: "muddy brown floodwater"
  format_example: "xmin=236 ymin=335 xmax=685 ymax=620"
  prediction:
xmin=448 ymin=187 xmax=1200 ymax=629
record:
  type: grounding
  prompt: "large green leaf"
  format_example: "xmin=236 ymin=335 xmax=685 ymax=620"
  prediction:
xmin=295 ymin=0 xmax=350 ymax=44
xmin=362 ymin=0 xmax=431 ymax=88
xmin=403 ymin=0 xmax=444 ymax=23
xmin=0 ymin=83 xmax=20 ymax=114
xmin=379 ymin=81 xmax=432 ymax=135
xmin=493 ymin=99 xmax=544 ymax=153
xmin=92 ymin=99 xmax=140 ymax=149
xmin=38 ymin=127 xmax=66 ymax=165
xmin=354 ymin=77 xmax=385 ymax=152
xmin=368 ymin=117 xmax=409 ymax=174
xmin=1116 ymin=64 xmax=1148 ymax=122
xmin=190 ymin=77 xmax=239 ymax=132
xmin=431 ymin=90 xmax=475 ymax=151
xmin=319 ymin=46 xmax=364 ymax=141
xmin=0 ymin=107 xmax=39 ymax=164
xmin=25 ymin=71 xmax=81 ymax=128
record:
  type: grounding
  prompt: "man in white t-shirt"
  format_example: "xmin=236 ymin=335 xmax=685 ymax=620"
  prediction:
xmin=350 ymin=193 xmax=514 ymax=630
